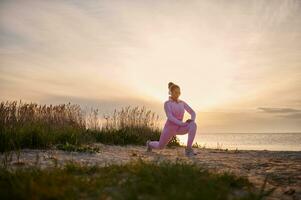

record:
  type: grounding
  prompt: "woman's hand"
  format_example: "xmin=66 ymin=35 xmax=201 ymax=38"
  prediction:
xmin=185 ymin=119 xmax=193 ymax=123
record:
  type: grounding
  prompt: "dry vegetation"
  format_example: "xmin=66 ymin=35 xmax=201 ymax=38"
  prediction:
xmin=0 ymin=100 xmax=180 ymax=152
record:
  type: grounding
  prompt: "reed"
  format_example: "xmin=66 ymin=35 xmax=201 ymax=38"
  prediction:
xmin=90 ymin=105 xmax=180 ymax=146
xmin=0 ymin=100 xmax=180 ymax=152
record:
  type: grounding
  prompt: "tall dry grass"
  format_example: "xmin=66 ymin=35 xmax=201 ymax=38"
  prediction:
xmin=86 ymin=105 xmax=179 ymax=147
xmin=0 ymin=100 xmax=180 ymax=152
xmin=0 ymin=100 xmax=91 ymax=152
xmin=102 ymin=105 xmax=160 ymax=130
xmin=0 ymin=100 xmax=86 ymax=131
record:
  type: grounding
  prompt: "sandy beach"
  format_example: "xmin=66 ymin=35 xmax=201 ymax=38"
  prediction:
xmin=1 ymin=144 xmax=300 ymax=200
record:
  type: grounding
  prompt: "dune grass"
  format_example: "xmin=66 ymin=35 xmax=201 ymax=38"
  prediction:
xmin=0 ymin=158 xmax=272 ymax=200
xmin=0 ymin=100 xmax=180 ymax=152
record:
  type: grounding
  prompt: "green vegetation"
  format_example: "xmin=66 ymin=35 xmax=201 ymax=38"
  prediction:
xmin=0 ymin=100 xmax=180 ymax=152
xmin=0 ymin=158 xmax=272 ymax=200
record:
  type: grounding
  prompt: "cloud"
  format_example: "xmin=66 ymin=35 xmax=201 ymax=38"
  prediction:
xmin=257 ymin=107 xmax=301 ymax=113
xmin=196 ymin=109 xmax=301 ymax=133
xmin=257 ymin=107 xmax=301 ymax=120
xmin=279 ymin=113 xmax=301 ymax=119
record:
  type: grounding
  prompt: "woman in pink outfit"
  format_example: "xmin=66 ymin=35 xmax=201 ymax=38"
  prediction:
xmin=146 ymin=82 xmax=198 ymax=156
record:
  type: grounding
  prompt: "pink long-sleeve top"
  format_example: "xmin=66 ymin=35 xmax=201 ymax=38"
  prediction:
xmin=164 ymin=96 xmax=196 ymax=126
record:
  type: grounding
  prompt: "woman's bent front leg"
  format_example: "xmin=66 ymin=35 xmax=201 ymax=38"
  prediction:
xmin=175 ymin=121 xmax=197 ymax=148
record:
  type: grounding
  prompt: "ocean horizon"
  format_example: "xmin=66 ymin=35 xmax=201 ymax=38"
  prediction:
xmin=180 ymin=132 xmax=301 ymax=151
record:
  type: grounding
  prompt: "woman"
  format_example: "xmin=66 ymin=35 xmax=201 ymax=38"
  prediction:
xmin=146 ymin=82 xmax=198 ymax=156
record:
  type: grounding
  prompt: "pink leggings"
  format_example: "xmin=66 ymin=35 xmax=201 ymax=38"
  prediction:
xmin=149 ymin=120 xmax=197 ymax=149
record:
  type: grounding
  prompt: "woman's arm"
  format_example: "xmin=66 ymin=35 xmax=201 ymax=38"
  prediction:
xmin=164 ymin=101 xmax=186 ymax=126
xmin=183 ymin=100 xmax=196 ymax=121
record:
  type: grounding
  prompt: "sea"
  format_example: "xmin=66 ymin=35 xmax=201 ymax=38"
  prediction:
xmin=178 ymin=132 xmax=301 ymax=151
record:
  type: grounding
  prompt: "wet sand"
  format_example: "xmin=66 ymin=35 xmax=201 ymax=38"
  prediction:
xmin=1 ymin=144 xmax=300 ymax=200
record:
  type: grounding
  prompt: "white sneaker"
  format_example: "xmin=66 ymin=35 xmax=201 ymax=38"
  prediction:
xmin=185 ymin=147 xmax=197 ymax=157
xmin=146 ymin=140 xmax=152 ymax=152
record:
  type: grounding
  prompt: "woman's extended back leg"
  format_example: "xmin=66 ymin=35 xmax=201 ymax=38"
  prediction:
xmin=148 ymin=124 xmax=176 ymax=149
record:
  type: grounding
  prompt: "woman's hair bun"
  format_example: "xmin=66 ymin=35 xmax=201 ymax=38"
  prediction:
xmin=168 ymin=82 xmax=174 ymax=89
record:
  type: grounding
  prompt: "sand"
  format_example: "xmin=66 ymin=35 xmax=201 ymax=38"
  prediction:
xmin=1 ymin=144 xmax=300 ymax=200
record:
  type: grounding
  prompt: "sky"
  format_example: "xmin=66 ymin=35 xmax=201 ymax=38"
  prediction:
xmin=0 ymin=0 xmax=301 ymax=133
